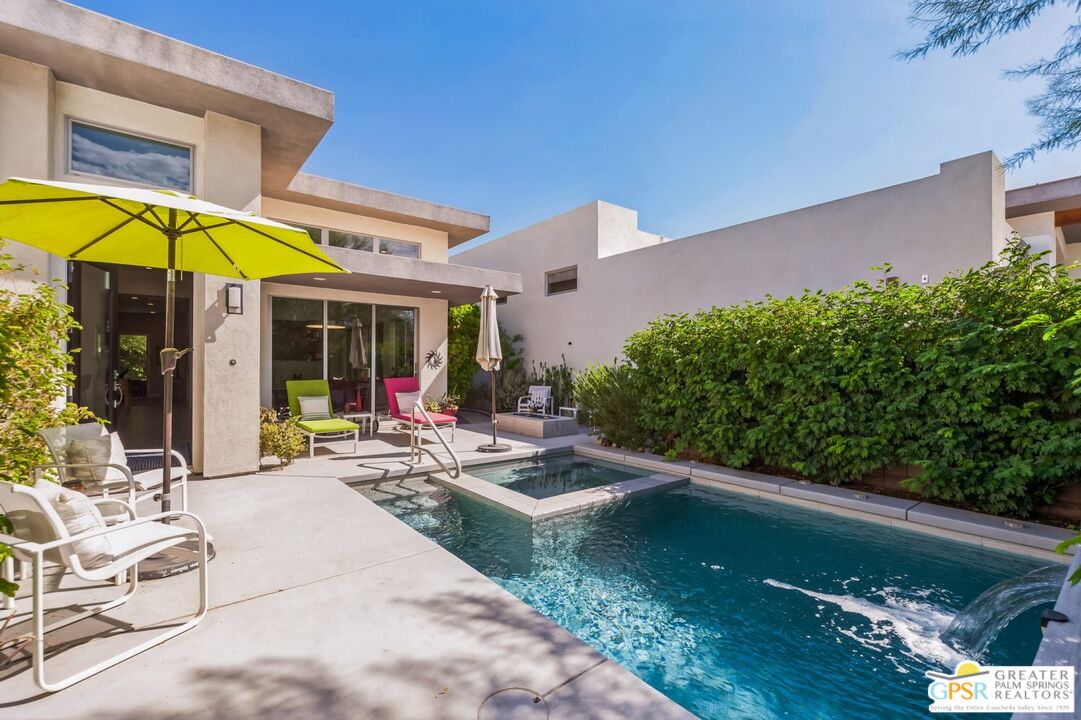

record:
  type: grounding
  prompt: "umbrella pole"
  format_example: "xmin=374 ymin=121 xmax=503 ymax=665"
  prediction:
xmin=477 ymin=367 xmax=510 ymax=453
xmin=491 ymin=369 xmax=497 ymax=446
xmin=161 ymin=215 xmax=177 ymax=516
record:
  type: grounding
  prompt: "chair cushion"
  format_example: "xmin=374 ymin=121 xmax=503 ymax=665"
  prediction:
xmin=395 ymin=391 xmax=420 ymax=413
xmin=130 ymin=465 xmax=189 ymax=492
xmin=392 ymin=411 xmax=457 ymax=425
xmin=34 ymin=480 xmax=114 ymax=569
xmin=297 ymin=395 xmax=331 ymax=420
xmin=65 ymin=432 xmax=128 ymax=489
xmin=297 ymin=418 xmax=359 ymax=433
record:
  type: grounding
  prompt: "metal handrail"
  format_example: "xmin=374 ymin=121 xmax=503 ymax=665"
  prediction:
xmin=409 ymin=400 xmax=462 ymax=479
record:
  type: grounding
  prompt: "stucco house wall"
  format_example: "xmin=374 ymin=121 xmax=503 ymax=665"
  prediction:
xmin=456 ymin=152 xmax=1011 ymax=370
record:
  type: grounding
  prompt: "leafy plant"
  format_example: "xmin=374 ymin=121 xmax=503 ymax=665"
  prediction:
xmin=608 ymin=240 xmax=1081 ymax=517
xmin=423 ymin=393 xmax=460 ymax=413
xmin=447 ymin=304 xmax=481 ymax=401
xmin=528 ymin=355 xmax=576 ymax=411
xmin=259 ymin=407 xmax=305 ymax=468
xmin=575 ymin=362 xmax=650 ymax=450
xmin=901 ymin=0 xmax=1081 ymax=167
xmin=0 ymin=240 xmax=99 ymax=597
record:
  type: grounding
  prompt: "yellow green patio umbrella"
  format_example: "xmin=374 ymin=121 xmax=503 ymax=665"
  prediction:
xmin=0 ymin=177 xmax=348 ymax=513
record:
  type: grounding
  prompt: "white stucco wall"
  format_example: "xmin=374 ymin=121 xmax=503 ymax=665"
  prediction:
xmin=456 ymin=152 xmax=1012 ymax=370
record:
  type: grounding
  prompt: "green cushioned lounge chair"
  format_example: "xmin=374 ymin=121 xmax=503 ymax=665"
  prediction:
xmin=286 ymin=380 xmax=360 ymax=457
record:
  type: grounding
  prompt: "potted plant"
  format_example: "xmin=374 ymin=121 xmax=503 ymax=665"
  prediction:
xmin=423 ymin=393 xmax=460 ymax=417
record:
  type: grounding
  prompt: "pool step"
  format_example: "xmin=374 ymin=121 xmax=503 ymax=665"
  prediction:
xmin=429 ymin=469 xmax=687 ymax=522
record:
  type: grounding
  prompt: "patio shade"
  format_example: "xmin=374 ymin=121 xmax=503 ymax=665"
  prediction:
xmin=0 ymin=176 xmax=348 ymax=517
xmin=476 ymin=285 xmax=502 ymax=371
xmin=0 ymin=177 xmax=347 ymax=279
xmin=476 ymin=285 xmax=509 ymax=452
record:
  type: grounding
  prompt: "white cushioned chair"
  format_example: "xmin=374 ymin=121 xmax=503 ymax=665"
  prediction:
xmin=0 ymin=481 xmax=208 ymax=692
xmin=37 ymin=423 xmax=189 ymax=516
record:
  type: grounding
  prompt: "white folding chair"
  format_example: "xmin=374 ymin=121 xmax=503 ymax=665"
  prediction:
xmin=0 ymin=481 xmax=208 ymax=692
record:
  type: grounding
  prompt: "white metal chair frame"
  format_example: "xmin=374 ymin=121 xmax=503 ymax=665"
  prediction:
xmin=37 ymin=425 xmax=189 ymax=514
xmin=517 ymin=385 xmax=555 ymax=416
xmin=0 ymin=484 xmax=208 ymax=692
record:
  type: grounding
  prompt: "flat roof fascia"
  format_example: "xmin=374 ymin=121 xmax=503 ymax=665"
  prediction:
xmin=0 ymin=0 xmax=334 ymax=192
xmin=1007 ymin=175 xmax=1081 ymax=217
xmin=268 ymin=246 xmax=521 ymax=306
xmin=270 ymin=173 xmax=490 ymax=245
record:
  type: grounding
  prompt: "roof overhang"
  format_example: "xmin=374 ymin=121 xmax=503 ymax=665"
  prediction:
xmin=1007 ymin=175 xmax=1081 ymax=244
xmin=0 ymin=0 xmax=334 ymax=193
xmin=269 ymin=173 xmax=490 ymax=245
xmin=267 ymin=246 xmax=521 ymax=306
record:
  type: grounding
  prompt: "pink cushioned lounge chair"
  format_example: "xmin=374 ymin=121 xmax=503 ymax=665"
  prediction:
xmin=384 ymin=377 xmax=456 ymax=441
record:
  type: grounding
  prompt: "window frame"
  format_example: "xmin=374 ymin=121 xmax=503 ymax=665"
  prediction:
xmin=545 ymin=265 xmax=578 ymax=296
xmin=281 ymin=220 xmax=424 ymax=260
xmin=66 ymin=117 xmax=195 ymax=193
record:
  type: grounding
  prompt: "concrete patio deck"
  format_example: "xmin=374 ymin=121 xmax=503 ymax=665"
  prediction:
xmin=0 ymin=423 xmax=693 ymax=719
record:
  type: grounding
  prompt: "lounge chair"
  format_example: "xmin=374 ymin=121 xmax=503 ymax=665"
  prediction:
xmin=0 ymin=481 xmax=208 ymax=692
xmin=38 ymin=423 xmax=189 ymax=517
xmin=384 ymin=377 xmax=456 ymax=442
xmin=517 ymin=385 xmax=554 ymax=416
xmin=286 ymin=379 xmax=360 ymax=457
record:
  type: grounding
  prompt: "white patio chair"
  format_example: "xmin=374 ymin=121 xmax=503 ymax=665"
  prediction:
xmin=0 ymin=481 xmax=208 ymax=692
xmin=38 ymin=423 xmax=189 ymax=515
xmin=517 ymin=385 xmax=554 ymax=415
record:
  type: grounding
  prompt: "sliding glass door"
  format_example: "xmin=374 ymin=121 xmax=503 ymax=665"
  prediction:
xmin=270 ymin=297 xmax=324 ymax=410
xmin=270 ymin=297 xmax=416 ymax=415
xmin=327 ymin=301 xmax=373 ymax=414
xmin=375 ymin=306 xmax=417 ymax=412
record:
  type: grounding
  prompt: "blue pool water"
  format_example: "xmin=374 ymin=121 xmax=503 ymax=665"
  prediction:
xmin=467 ymin=454 xmax=649 ymax=498
xmin=370 ymin=480 xmax=1054 ymax=719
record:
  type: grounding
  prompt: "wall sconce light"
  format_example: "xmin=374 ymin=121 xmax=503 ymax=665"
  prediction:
xmin=226 ymin=283 xmax=243 ymax=315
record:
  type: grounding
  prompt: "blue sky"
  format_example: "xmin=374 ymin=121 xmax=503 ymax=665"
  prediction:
xmin=79 ymin=1 xmax=1081 ymax=252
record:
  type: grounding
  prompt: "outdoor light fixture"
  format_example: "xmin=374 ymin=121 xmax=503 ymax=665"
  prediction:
xmin=226 ymin=283 xmax=243 ymax=315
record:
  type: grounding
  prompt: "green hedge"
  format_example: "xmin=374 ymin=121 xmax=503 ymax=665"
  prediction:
xmin=589 ymin=242 xmax=1081 ymax=517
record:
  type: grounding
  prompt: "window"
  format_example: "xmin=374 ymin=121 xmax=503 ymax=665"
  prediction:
xmin=270 ymin=297 xmax=324 ymax=409
xmin=378 ymin=238 xmax=421 ymax=258
xmin=270 ymin=297 xmax=417 ymax=413
xmin=328 ymin=230 xmax=374 ymax=251
xmin=297 ymin=224 xmax=323 ymax=245
xmin=69 ymin=120 xmax=192 ymax=191
xmin=324 ymin=228 xmax=421 ymax=258
xmin=545 ymin=266 xmax=577 ymax=295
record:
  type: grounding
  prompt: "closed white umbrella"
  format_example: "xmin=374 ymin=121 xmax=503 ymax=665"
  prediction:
xmin=476 ymin=285 xmax=510 ymax=452
xmin=348 ymin=318 xmax=367 ymax=369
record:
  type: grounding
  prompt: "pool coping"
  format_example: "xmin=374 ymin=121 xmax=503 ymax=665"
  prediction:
xmin=574 ymin=442 xmax=1077 ymax=563
xmin=430 ymin=467 xmax=688 ymax=521
xmin=1013 ymin=551 xmax=1081 ymax=720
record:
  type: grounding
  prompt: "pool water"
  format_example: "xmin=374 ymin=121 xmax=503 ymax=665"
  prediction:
xmin=466 ymin=454 xmax=649 ymax=499
xmin=369 ymin=481 xmax=1054 ymax=719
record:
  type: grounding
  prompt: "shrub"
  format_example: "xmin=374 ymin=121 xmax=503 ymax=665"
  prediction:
xmin=0 ymin=240 xmax=98 ymax=597
xmin=259 ymin=407 xmax=305 ymax=468
xmin=447 ymin=304 xmax=480 ymax=401
xmin=528 ymin=354 xmax=575 ymax=410
xmin=615 ymin=241 xmax=1081 ymax=517
xmin=575 ymin=362 xmax=650 ymax=450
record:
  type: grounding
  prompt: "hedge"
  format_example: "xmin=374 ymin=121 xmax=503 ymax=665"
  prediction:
xmin=586 ymin=241 xmax=1081 ymax=517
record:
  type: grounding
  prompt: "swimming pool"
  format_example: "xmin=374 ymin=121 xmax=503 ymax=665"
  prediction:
xmin=466 ymin=454 xmax=650 ymax=499
xmin=367 ymin=479 xmax=1053 ymax=719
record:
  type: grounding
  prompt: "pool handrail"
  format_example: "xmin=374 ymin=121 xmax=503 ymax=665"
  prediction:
xmin=409 ymin=400 xmax=462 ymax=479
